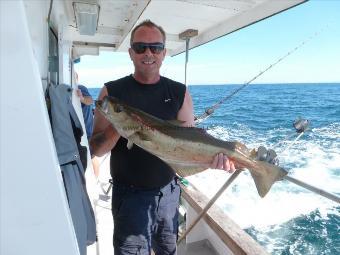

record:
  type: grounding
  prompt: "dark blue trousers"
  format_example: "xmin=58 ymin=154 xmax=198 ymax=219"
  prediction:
xmin=112 ymin=178 xmax=180 ymax=255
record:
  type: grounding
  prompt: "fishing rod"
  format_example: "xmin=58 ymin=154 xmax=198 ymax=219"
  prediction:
xmin=194 ymin=28 xmax=327 ymax=124
xmin=284 ymin=175 xmax=340 ymax=203
xmin=178 ymin=118 xmax=340 ymax=244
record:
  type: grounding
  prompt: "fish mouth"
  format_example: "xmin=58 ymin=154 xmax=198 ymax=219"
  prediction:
xmin=95 ymin=98 xmax=110 ymax=114
xmin=101 ymin=98 xmax=109 ymax=114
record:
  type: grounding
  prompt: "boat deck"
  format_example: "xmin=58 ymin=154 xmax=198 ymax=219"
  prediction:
xmin=178 ymin=239 xmax=218 ymax=255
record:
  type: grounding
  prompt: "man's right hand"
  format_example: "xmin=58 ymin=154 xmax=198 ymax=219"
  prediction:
xmin=211 ymin=153 xmax=236 ymax=173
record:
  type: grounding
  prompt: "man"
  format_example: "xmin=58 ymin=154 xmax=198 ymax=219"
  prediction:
xmin=90 ymin=20 xmax=235 ymax=255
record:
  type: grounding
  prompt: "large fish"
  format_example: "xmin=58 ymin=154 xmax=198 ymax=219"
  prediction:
xmin=96 ymin=96 xmax=288 ymax=197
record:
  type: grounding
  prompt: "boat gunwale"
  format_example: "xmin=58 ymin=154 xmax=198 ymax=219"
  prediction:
xmin=180 ymin=183 xmax=269 ymax=255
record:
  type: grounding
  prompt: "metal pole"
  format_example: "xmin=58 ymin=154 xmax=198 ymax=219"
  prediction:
xmin=184 ymin=38 xmax=189 ymax=86
xmin=179 ymin=29 xmax=198 ymax=86
xmin=93 ymin=199 xmax=101 ymax=255
xmin=177 ymin=169 xmax=242 ymax=244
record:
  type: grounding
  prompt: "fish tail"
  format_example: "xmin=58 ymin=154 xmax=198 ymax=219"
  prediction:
xmin=250 ymin=161 xmax=288 ymax=197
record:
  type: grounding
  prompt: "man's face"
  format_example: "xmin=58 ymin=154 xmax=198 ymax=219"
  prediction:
xmin=129 ymin=26 xmax=166 ymax=80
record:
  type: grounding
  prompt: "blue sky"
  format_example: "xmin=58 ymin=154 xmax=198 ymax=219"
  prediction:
xmin=75 ymin=0 xmax=340 ymax=88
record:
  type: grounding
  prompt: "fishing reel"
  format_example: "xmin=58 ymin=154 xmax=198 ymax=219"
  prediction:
xmin=293 ymin=118 xmax=309 ymax=133
xmin=255 ymin=146 xmax=279 ymax=166
xmin=254 ymin=117 xmax=309 ymax=166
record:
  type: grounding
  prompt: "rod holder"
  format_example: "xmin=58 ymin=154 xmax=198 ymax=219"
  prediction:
xmin=179 ymin=29 xmax=198 ymax=40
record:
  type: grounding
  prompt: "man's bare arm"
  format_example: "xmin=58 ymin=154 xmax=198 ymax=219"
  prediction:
xmin=177 ymin=89 xmax=195 ymax=127
xmin=90 ymin=125 xmax=119 ymax=157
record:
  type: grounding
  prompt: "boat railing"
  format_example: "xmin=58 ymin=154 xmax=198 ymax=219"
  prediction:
xmin=180 ymin=182 xmax=269 ymax=255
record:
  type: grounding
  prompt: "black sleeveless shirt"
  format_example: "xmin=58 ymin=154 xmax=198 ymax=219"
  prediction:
xmin=105 ymin=75 xmax=186 ymax=189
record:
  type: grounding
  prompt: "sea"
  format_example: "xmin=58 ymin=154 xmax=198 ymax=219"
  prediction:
xmin=89 ymin=83 xmax=340 ymax=255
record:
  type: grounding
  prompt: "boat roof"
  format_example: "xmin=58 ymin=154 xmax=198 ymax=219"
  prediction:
xmin=58 ymin=0 xmax=306 ymax=58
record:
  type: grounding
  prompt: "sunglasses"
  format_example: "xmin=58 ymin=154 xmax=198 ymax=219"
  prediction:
xmin=131 ymin=42 xmax=165 ymax=54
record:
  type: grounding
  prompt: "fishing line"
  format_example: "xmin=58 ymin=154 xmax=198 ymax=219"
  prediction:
xmin=194 ymin=26 xmax=329 ymax=124
xmin=271 ymin=117 xmax=309 ymax=150
xmin=281 ymin=132 xmax=304 ymax=154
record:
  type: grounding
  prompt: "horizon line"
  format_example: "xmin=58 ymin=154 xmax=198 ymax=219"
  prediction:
xmin=85 ymin=82 xmax=340 ymax=88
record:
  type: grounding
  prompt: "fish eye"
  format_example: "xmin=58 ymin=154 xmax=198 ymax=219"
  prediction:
xmin=114 ymin=105 xmax=124 ymax=113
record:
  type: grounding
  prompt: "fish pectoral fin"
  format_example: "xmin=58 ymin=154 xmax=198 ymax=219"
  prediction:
xmin=167 ymin=162 xmax=208 ymax=177
xmin=249 ymin=161 xmax=288 ymax=197
xmin=122 ymin=128 xmax=137 ymax=137
xmin=126 ymin=140 xmax=133 ymax=149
